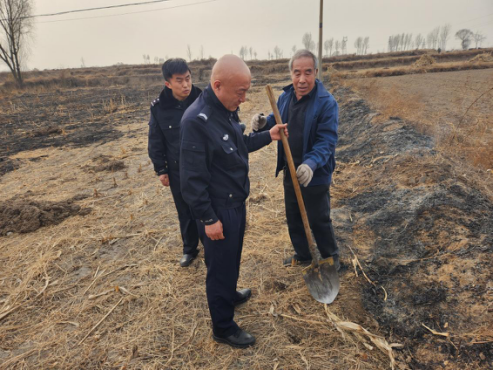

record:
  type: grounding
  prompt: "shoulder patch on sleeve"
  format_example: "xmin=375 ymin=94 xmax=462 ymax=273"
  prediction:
xmin=151 ymin=98 xmax=160 ymax=107
xmin=196 ymin=105 xmax=213 ymax=122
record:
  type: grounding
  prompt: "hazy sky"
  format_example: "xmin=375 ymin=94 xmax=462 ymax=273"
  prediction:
xmin=8 ymin=0 xmax=494 ymax=71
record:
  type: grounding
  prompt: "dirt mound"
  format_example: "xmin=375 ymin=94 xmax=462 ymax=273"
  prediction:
xmin=469 ymin=53 xmax=493 ymax=63
xmin=333 ymin=87 xmax=493 ymax=368
xmin=413 ymin=54 xmax=436 ymax=67
xmin=0 ymin=196 xmax=91 ymax=235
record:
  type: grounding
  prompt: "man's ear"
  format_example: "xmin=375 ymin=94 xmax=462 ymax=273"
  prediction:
xmin=212 ymin=80 xmax=221 ymax=91
xmin=315 ymin=68 xmax=319 ymax=76
xmin=164 ymin=80 xmax=171 ymax=89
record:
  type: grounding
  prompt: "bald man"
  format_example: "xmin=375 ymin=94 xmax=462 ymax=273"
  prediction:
xmin=180 ymin=55 xmax=287 ymax=348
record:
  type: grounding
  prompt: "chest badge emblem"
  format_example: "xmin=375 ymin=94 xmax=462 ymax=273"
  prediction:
xmin=222 ymin=134 xmax=229 ymax=141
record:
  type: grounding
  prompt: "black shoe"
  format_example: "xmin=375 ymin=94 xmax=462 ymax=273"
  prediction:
xmin=180 ymin=253 xmax=197 ymax=267
xmin=234 ymin=288 xmax=252 ymax=306
xmin=283 ymin=255 xmax=311 ymax=267
xmin=213 ymin=329 xmax=256 ymax=348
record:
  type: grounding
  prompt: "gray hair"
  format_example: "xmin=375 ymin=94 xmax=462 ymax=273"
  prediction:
xmin=288 ymin=49 xmax=318 ymax=71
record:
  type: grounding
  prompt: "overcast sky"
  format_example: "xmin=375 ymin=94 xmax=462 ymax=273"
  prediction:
xmin=10 ymin=0 xmax=494 ymax=71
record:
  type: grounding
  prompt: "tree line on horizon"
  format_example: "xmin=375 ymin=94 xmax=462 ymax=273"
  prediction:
xmin=0 ymin=0 xmax=491 ymax=86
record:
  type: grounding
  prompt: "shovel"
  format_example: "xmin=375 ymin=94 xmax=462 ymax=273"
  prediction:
xmin=265 ymin=85 xmax=340 ymax=304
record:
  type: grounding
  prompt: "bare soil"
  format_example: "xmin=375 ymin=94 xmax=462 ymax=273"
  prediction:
xmin=0 ymin=58 xmax=492 ymax=369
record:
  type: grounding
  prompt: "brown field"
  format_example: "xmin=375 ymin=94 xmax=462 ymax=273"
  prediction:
xmin=0 ymin=50 xmax=492 ymax=369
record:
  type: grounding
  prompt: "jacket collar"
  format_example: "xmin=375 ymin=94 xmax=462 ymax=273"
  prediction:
xmin=159 ymin=84 xmax=201 ymax=108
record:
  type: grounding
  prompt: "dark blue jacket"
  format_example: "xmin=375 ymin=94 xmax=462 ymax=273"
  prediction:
xmin=148 ymin=85 xmax=201 ymax=175
xmin=180 ymin=85 xmax=272 ymax=225
xmin=264 ymin=80 xmax=338 ymax=186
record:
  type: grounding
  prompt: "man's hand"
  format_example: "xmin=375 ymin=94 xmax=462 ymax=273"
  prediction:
xmin=251 ymin=113 xmax=267 ymax=131
xmin=269 ymin=123 xmax=288 ymax=141
xmin=205 ymin=220 xmax=225 ymax=240
xmin=296 ymin=164 xmax=313 ymax=187
xmin=159 ymin=174 xmax=170 ymax=187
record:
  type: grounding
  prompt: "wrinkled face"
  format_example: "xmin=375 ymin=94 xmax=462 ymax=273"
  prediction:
xmin=214 ymin=73 xmax=251 ymax=112
xmin=291 ymin=56 xmax=317 ymax=100
xmin=165 ymin=71 xmax=192 ymax=101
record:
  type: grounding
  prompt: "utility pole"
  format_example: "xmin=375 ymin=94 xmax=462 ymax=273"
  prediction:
xmin=318 ymin=0 xmax=323 ymax=80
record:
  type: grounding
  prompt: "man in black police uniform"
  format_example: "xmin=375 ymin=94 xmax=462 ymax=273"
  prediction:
xmin=180 ymin=55 xmax=288 ymax=348
xmin=148 ymin=58 xmax=202 ymax=267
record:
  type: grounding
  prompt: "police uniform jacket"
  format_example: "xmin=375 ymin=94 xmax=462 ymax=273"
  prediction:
xmin=148 ymin=85 xmax=202 ymax=176
xmin=180 ymin=85 xmax=272 ymax=225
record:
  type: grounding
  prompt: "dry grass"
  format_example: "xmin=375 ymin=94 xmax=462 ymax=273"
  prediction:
xmin=0 ymin=85 xmax=395 ymax=369
xmin=340 ymin=69 xmax=493 ymax=175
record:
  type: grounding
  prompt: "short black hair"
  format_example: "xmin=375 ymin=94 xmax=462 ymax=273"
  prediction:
xmin=162 ymin=58 xmax=191 ymax=81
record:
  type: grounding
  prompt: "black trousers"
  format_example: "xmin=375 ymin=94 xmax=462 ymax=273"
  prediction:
xmin=197 ymin=203 xmax=246 ymax=337
xmin=283 ymin=170 xmax=338 ymax=261
xmin=168 ymin=167 xmax=199 ymax=255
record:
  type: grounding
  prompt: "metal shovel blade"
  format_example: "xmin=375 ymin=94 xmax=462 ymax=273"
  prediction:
xmin=302 ymin=257 xmax=340 ymax=304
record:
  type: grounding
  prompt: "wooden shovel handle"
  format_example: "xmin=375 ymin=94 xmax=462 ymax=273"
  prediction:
xmin=265 ymin=85 xmax=318 ymax=263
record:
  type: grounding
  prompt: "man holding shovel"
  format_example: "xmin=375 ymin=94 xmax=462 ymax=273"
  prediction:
xmin=251 ymin=49 xmax=340 ymax=270
xmin=180 ymin=55 xmax=288 ymax=348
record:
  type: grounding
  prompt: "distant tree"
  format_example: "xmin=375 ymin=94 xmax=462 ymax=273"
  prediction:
xmin=267 ymin=50 xmax=271 ymax=60
xmin=334 ymin=40 xmax=340 ymax=55
xmin=426 ymin=32 xmax=434 ymax=49
xmin=430 ymin=27 xmax=440 ymax=49
xmin=0 ymin=0 xmax=33 ymax=86
xmin=354 ymin=37 xmax=363 ymax=55
xmin=473 ymin=31 xmax=486 ymax=48
xmin=363 ymin=37 xmax=369 ymax=54
xmin=273 ymin=45 xmax=282 ymax=59
xmin=439 ymin=24 xmax=451 ymax=50
xmin=239 ymin=46 xmax=247 ymax=60
xmin=323 ymin=40 xmax=330 ymax=56
xmin=341 ymin=36 xmax=348 ymax=55
xmin=455 ymin=29 xmax=474 ymax=50
xmin=292 ymin=45 xmax=297 ymax=56
xmin=327 ymin=38 xmax=334 ymax=56
xmin=186 ymin=45 xmax=192 ymax=61
xmin=159 ymin=58 xmax=165 ymax=64
xmin=80 ymin=57 xmax=86 ymax=68
xmin=249 ymin=47 xmax=253 ymax=59
xmin=254 ymin=51 xmax=257 ymax=59
xmin=154 ymin=56 xmax=159 ymax=64
xmin=200 ymin=45 xmax=204 ymax=60
xmin=302 ymin=32 xmax=315 ymax=51
xmin=415 ymin=34 xmax=424 ymax=49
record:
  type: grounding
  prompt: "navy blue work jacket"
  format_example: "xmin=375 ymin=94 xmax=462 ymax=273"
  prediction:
xmin=264 ymin=80 xmax=338 ymax=186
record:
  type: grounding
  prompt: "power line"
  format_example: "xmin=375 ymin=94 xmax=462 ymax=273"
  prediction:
xmin=36 ymin=0 xmax=218 ymax=24
xmin=27 ymin=0 xmax=170 ymax=19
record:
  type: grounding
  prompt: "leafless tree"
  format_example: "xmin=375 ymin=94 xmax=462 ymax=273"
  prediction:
xmin=341 ymin=36 xmax=348 ymax=55
xmin=363 ymin=37 xmax=369 ymax=55
xmin=302 ymin=32 xmax=315 ymax=51
xmin=439 ymin=24 xmax=451 ymax=50
xmin=267 ymin=50 xmax=271 ymax=60
xmin=273 ymin=45 xmax=282 ymax=59
xmin=249 ymin=47 xmax=253 ymax=60
xmin=80 ymin=57 xmax=86 ymax=68
xmin=291 ymin=45 xmax=296 ymax=56
xmin=426 ymin=32 xmax=434 ymax=49
xmin=239 ymin=46 xmax=247 ymax=60
xmin=334 ymin=40 xmax=340 ymax=56
xmin=200 ymin=45 xmax=204 ymax=60
xmin=254 ymin=51 xmax=257 ymax=59
xmin=186 ymin=45 xmax=192 ymax=61
xmin=354 ymin=37 xmax=363 ymax=55
xmin=415 ymin=34 xmax=424 ymax=49
xmin=473 ymin=31 xmax=486 ymax=48
xmin=0 ymin=0 xmax=33 ymax=85
xmin=455 ymin=29 xmax=474 ymax=50
xmin=430 ymin=27 xmax=440 ymax=49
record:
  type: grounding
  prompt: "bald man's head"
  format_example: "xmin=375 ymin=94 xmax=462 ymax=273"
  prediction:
xmin=210 ymin=54 xmax=251 ymax=112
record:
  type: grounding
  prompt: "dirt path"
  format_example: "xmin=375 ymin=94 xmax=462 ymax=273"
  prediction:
xmin=0 ymin=69 xmax=492 ymax=369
